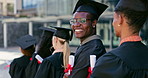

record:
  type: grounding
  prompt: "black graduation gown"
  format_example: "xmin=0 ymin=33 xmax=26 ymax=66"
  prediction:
xmin=69 ymin=39 xmax=106 ymax=78
xmin=9 ymin=55 xmax=31 ymax=78
xmin=91 ymin=41 xmax=148 ymax=78
xmin=34 ymin=52 xmax=64 ymax=78
xmin=25 ymin=53 xmax=40 ymax=78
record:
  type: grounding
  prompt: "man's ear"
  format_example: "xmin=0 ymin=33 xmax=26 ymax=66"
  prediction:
xmin=53 ymin=37 xmax=58 ymax=43
xmin=55 ymin=37 xmax=58 ymax=43
xmin=118 ymin=14 xmax=123 ymax=25
xmin=92 ymin=20 xmax=97 ymax=27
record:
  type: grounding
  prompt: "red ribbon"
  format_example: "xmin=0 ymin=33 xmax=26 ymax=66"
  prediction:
xmin=87 ymin=67 xmax=92 ymax=78
xmin=64 ymin=64 xmax=73 ymax=74
xmin=4 ymin=65 xmax=10 ymax=69
xmin=37 ymin=60 xmax=41 ymax=64
xmin=30 ymin=57 xmax=41 ymax=64
xmin=30 ymin=58 xmax=32 ymax=61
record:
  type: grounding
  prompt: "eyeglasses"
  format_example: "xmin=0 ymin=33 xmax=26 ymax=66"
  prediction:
xmin=69 ymin=18 xmax=92 ymax=25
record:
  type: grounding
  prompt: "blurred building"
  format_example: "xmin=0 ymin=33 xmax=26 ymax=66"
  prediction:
xmin=0 ymin=0 xmax=39 ymax=17
xmin=0 ymin=0 xmax=118 ymax=17
xmin=0 ymin=0 xmax=119 ymax=17
xmin=0 ymin=0 xmax=147 ymax=48
xmin=0 ymin=0 xmax=119 ymax=48
xmin=16 ymin=0 xmax=39 ymax=17
xmin=37 ymin=0 xmax=119 ymax=17
xmin=0 ymin=0 xmax=14 ymax=16
xmin=37 ymin=0 xmax=77 ymax=16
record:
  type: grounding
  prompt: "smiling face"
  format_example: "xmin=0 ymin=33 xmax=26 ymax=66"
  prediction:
xmin=71 ymin=12 xmax=96 ymax=41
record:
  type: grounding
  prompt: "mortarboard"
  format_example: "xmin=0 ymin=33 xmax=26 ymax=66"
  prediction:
xmin=115 ymin=0 xmax=148 ymax=12
xmin=15 ymin=35 xmax=37 ymax=49
xmin=50 ymin=26 xmax=73 ymax=41
xmin=39 ymin=27 xmax=55 ymax=37
xmin=73 ymin=0 xmax=108 ymax=20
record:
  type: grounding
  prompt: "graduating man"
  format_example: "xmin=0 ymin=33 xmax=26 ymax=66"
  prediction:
xmin=68 ymin=0 xmax=108 ymax=78
xmin=91 ymin=0 xmax=148 ymax=78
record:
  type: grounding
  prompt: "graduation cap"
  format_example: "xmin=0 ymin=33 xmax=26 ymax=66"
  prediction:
xmin=39 ymin=27 xmax=55 ymax=37
xmin=50 ymin=26 xmax=73 ymax=41
xmin=73 ymin=0 xmax=108 ymax=20
xmin=115 ymin=0 xmax=148 ymax=12
xmin=16 ymin=35 xmax=37 ymax=49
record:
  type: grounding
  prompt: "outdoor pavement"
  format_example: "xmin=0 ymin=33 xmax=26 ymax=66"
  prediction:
xmin=0 ymin=46 xmax=77 ymax=78
xmin=0 ymin=47 xmax=22 ymax=78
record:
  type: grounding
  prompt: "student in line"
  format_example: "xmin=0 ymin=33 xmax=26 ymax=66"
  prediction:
xmin=91 ymin=0 xmax=148 ymax=78
xmin=34 ymin=26 xmax=73 ymax=78
xmin=25 ymin=27 xmax=55 ymax=78
xmin=9 ymin=35 xmax=36 ymax=78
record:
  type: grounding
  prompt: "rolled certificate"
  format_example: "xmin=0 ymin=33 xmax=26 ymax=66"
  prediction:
xmin=35 ymin=55 xmax=43 ymax=63
xmin=69 ymin=55 xmax=75 ymax=67
xmin=67 ymin=55 xmax=75 ymax=75
xmin=90 ymin=55 xmax=96 ymax=71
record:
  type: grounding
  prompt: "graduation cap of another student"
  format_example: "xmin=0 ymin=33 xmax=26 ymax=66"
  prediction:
xmin=39 ymin=27 xmax=55 ymax=37
xmin=73 ymin=0 xmax=108 ymax=20
xmin=15 ymin=35 xmax=37 ymax=49
xmin=50 ymin=26 xmax=73 ymax=41
xmin=115 ymin=0 xmax=148 ymax=12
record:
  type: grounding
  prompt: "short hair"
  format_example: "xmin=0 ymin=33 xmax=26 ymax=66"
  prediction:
xmin=115 ymin=6 xmax=147 ymax=33
xmin=21 ymin=45 xmax=35 ymax=56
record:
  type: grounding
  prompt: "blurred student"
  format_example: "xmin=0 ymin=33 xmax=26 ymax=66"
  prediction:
xmin=34 ymin=26 xmax=73 ymax=78
xmin=9 ymin=35 xmax=36 ymax=78
xmin=25 ymin=27 xmax=55 ymax=78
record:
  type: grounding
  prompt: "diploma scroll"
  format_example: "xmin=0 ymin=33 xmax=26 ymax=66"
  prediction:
xmin=69 ymin=55 xmax=75 ymax=67
xmin=35 ymin=55 xmax=43 ymax=63
xmin=67 ymin=55 xmax=75 ymax=75
xmin=90 ymin=55 xmax=96 ymax=71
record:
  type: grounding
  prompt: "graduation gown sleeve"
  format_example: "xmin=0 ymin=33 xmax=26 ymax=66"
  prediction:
xmin=34 ymin=52 xmax=64 ymax=78
xmin=91 ymin=52 xmax=128 ymax=78
xmin=34 ymin=59 xmax=54 ymax=78
xmin=91 ymin=42 xmax=148 ymax=78
xmin=25 ymin=53 xmax=40 ymax=78
xmin=9 ymin=56 xmax=30 ymax=78
xmin=9 ymin=60 xmax=25 ymax=78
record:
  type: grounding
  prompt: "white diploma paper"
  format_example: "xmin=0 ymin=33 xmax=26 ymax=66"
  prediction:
xmin=90 ymin=55 xmax=96 ymax=71
xmin=68 ymin=55 xmax=75 ymax=75
xmin=35 ymin=54 xmax=43 ymax=63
